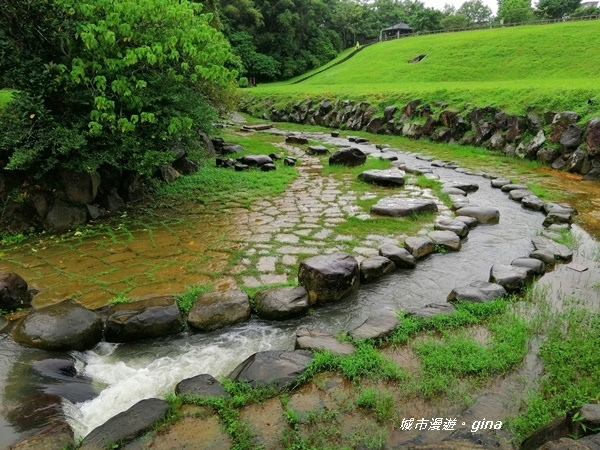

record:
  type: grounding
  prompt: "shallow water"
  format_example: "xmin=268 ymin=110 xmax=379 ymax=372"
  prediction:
xmin=1 ymin=132 xmax=599 ymax=447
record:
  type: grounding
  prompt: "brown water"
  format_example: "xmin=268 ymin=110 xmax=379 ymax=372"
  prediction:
xmin=1 ymin=128 xmax=600 ymax=448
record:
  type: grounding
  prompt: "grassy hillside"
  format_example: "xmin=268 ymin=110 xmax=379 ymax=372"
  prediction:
xmin=249 ymin=21 xmax=600 ymax=117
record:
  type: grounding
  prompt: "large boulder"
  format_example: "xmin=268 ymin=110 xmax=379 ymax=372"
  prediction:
xmin=45 ymin=200 xmax=87 ymax=232
xmin=371 ymin=197 xmax=438 ymax=217
xmin=511 ymin=257 xmax=546 ymax=276
xmin=187 ymin=289 xmax=251 ymax=331
xmin=521 ymin=195 xmax=545 ymax=211
xmin=358 ymin=169 xmax=406 ymax=187
xmin=360 ymin=256 xmax=396 ymax=282
xmin=79 ymin=398 xmax=170 ymax=450
xmin=61 ymin=170 xmax=101 ymax=205
xmin=560 ymin=125 xmax=583 ymax=149
xmin=350 ymin=314 xmax=399 ymax=340
xmin=549 ymin=111 xmax=579 ymax=143
xmin=175 ymin=374 xmax=228 ymax=399
xmin=11 ymin=423 xmax=74 ymax=450
xmin=105 ymin=296 xmax=184 ymax=343
xmin=447 ymin=281 xmax=507 ymax=303
xmin=531 ymin=236 xmax=573 ymax=262
xmin=455 ymin=207 xmax=500 ymax=224
xmin=12 ymin=300 xmax=103 ymax=351
xmin=0 ymin=272 xmax=31 ymax=312
xmin=295 ymin=328 xmax=355 ymax=355
xmin=328 ymin=148 xmax=366 ymax=166
xmin=489 ymin=264 xmax=531 ymax=292
xmin=254 ymin=286 xmax=310 ymax=320
xmin=298 ymin=253 xmax=360 ymax=304
xmin=378 ymin=244 xmax=417 ymax=269
xmin=404 ymin=236 xmax=435 ymax=259
xmin=585 ymin=117 xmax=600 ymax=154
xmin=228 ymin=350 xmax=313 ymax=391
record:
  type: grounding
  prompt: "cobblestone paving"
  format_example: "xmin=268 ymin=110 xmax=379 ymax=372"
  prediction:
xmin=0 ymin=135 xmax=445 ymax=309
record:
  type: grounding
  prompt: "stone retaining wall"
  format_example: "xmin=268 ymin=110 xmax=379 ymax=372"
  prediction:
xmin=240 ymin=96 xmax=600 ymax=181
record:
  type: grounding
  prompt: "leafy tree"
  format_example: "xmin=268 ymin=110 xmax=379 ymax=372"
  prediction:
xmin=0 ymin=0 xmax=236 ymax=176
xmin=441 ymin=13 xmax=470 ymax=29
xmin=498 ymin=0 xmax=534 ymax=23
xmin=229 ymin=32 xmax=280 ymax=80
xmin=457 ymin=0 xmax=493 ymax=24
xmin=535 ymin=0 xmax=581 ymax=18
xmin=570 ymin=5 xmax=600 ymax=17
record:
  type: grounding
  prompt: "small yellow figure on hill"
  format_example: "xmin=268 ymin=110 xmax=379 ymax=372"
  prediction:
xmin=355 ymin=41 xmax=360 ymax=50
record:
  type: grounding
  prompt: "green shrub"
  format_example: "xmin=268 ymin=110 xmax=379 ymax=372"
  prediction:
xmin=238 ymin=77 xmax=249 ymax=88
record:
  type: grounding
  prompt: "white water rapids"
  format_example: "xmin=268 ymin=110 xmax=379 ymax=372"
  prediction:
xmin=65 ymin=323 xmax=294 ymax=439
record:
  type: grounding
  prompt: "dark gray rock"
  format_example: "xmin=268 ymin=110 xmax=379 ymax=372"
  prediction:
xmin=12 ymin=300 xmax=102 ymax=351
xmin=434 ymin=218 xmax=469 ymax=238
xmin=45 ymin=201 xmax=87 ymax=232
xmin=585 ymin=117 xmax=600 ymax=154
xmin=350 ymin=314 xmax=399 ymax=340
xmin=216 ymin=157 xmax=235 ymax=168
xmin=409 ymin=303 xmax=456 ymax=318
xmin=441 ymin=187 xmax=467 ymax=196
xmin=404 ymin=236 xmax=435 ymax=259
xmin=509 ymin=189 xmax=534 ymax=201
xmin=61 ymin=170 xmax=100 ymax=205
xmin=443 ymin=182 xmax=479 ymax=193
xmin=371 ymin=197 xmax=438 ymax=217
xmin=559 ymin=125 xmax=583 ymax=149
xmin=187 ymin=289 xmax=250 ymax=331
xmin=101 ymin=188 xmax=126 ymax=212
xmin=298 ymin=252 xmax=359 ymax=305
xmin=520 ymin=416 xmax=570 ymax=450
xmin=175 ymin=374 xmax=227 ymax=399
xmin=283 ymin=157 xmax=297 ymax=166
xmin=306 ymin=145 xmax=329 ymax=155
xmin=454 ymin=215 xmax=478 ymax=229
xmin=549 ymin=112 xmax=579 ymax=144
xmin=455 ymin=207 xmax=500 ymax=224
xmin=567 ymin=404 xmax=600 ymax=438
xmin=79 ymin=398 xmax=170 ymax=450
xmin=531 ymin=236 xmax=573 ymax=262
xmin=159 ymin=165 xmax=181 ymax=183
xmin=329 ymin=148 xmax=366 ymax=166
xmin=0 ymin=316 xmax=8 ymax=333
xmin=235 ymin=163 xmax=250 ymax=171
xmin=489 ymin=264 xmax=531 ymax=292
xmin=379 ymin=244 xmax=417 ymax=269
xmin=543 ymin=211 xmax=574 ymax=227
xmin=261 ymin=163 xmax=277 ymax=172
xmin=447 ymin=280 xmax=507 ymax=303
xmin=0 ymin=272 xmax=31 ymax=312
xmin=501 ymin=183 xmax=528 ymax=192
xmin=295 ymin=328 xmax=355 ymax=355
xmin=358 ymin=169 xmax=405 ymax=187
xmin=360 ymin=256 xmax=396 ymax=282
xmin=238 ymin=154 xmax=273 ymax=167
xmin=544 ymin=202 xmax=577 ymax=216
xmin=450 ymin=194 xmax=470 ymax=211
xmin=537 ymin=147 xmax=561 ymax=165
xmin=583 ymin=167 xmax=600 ymax=181
xmin=221 ymin=144 xmax=244 ymax=154
xmin=286 ymin=135 xmax=309 ymax=145
xmin=105 ymin=296 xmax=183 ymax=343
xmin=429 ymin=230 xmax=461 ymax=251
xmin=529 ymin=249 xmax=557 ymax=266
xmin=511 ymin=257 xmax=546 ymax=276
xmin=228 ymin=350 xmax=313 ymax=391
xmin=254 ymin=286 xmax=309 ymax=320
xmin=521 ymin=195 xmax=545 ymax=211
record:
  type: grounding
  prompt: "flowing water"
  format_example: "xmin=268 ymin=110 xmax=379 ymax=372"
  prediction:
xmin=1 ymin=131 xmax=600 ymax=448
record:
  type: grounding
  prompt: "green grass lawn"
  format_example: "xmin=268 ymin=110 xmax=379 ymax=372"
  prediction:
xmin=249 ymin=21 xmax=600 ymax=117
xmin=0 ymin=90 xmax=14 ymax=109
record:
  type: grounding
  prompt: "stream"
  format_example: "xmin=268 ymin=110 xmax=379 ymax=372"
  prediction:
xmin=1 ymin=131 xmax=599 ymax=448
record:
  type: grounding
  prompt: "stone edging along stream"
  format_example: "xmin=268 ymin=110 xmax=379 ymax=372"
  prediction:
xmin=1 ymin=140 xmax=580 ymax=448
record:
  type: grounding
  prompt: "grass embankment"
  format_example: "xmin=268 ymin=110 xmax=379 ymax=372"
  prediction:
xmin=249 ymin=21 xmax=600 ymax=118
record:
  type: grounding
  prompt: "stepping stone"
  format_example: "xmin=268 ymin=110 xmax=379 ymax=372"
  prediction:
xmin=454 ymin=215 xmax=478 ymax=229
xmin=543 ymin=202 xmax=577 ymax=216
xmin=491 ymin=178 xmax=511 ymax=188
xmin=511 ymin=257 xmax=546 ymax=275
xmin=286 ymin=135 xmax=308 ymax=145
xmin=429 ymin=230 xmax=461 ymax=251
xmin=521 ymin=195 xmax=545 ymax=211
xmin=284 ymin=157 xmax=297 ymax=166
xmin=447 ymin=280 xmax=507 ymax=303
xmin=355 ymin=137 xmax=369 ymax=144
xmin=268 ymin=153 xmax=282 ymax=160
xmin=434 ymin=218 xmax=469 ymax=238
xmin=175 ymin=374 xmax=228 ymax=399
xmin=455 ymin=206 xmax=500 ymax=224
xmin=431 ymin=160 xmax=448 ymax=167
xmin=260 ymin=163 xmax=276 ymax=172
xmin=409 ymin=303 xmax=456 ymax=318
xmin=350 ymin=314 xmax=399 ymax=340
xmin=298 ymin=252 xmax=360 ymax=304
xmin=235 ymin=163 xmax=250 ymax=171
xmin=501 ymin=183 xmax=528 ymax=192
xmin=402 ymin=165 xmax=432 ymax=175
xmin=371 ymin=197 xmax=438 ymax=217
xmin=442 ymin=187 xmax=467 ymax=196
xmin=379 ymin=244 xmax=417 ymax=269
xmin=531 ymin=236 xmax=573 ymax=262
xmin=105 ymin=296 xmax=183 ymax=343
xmin=237 ymin=154 xmax=273 ymax=167
xmin=254 ymin=286 xmax=310 ymax=320
xmin=416 ymin=155 xmax=434 ymax=161
xmin=358 ymin=169 xmax=406 ymax=187
xmin=404 ymin=236 xmax=435 ymax=259
xmin=489 ymin=264 xmax=531 ymax=292
xmin=360 ymin=256 xmax=396 ymax=282
xmin=509 ymin=189 xmax=533 ymax=201
xmin=228 ymin=350 xmax=313 ymax=391
xmin=306 ymin=145 xmax=329 ymax=155
xmin=444 ymin=182 xmax=479 ymax=193
xmin=381 ymin=154 xmax=399 ymax=161
xmin=529 ymin=249 xmax=557 ymax=266
xmin=80 ymin=399 xmax=170 ymax=450
xmin=295 ymin=328 xmax=355 ymax=355
xmin=221 ymin=144 xmax=244 ymax=154
xmin=187 ymin=289 xmax=251 ymax=331
xmin=331 ymin=131 xmax=340 ymax=137
xmin=329 ymin=147 xmax=366 ymax=166
xmin=543 ymin=211 xmax=574 ymax=227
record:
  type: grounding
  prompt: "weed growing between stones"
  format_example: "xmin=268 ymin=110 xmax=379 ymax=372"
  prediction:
xmin=355 ymin=388 xmax=395 ymax=423
xmin=174 ymin=285 xmax=213 ymax=315
xmin=108 ymin=293 xmax=132 ymax=305
xmin=551 ymin=228 xmax=581 ymax=249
